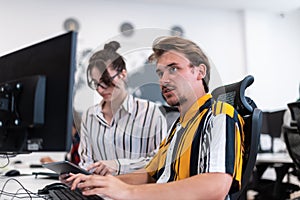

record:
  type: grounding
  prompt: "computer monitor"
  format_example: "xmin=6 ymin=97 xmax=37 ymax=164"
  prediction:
xmin=0 ymin=31 xmax=77 ymax=154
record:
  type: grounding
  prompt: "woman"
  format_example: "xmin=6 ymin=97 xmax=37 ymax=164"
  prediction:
xmin=79 ymin=41 xmax=167 ymax=175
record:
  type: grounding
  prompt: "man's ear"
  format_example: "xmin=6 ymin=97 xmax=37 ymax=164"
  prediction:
xmin=120 ymin=69 xmax=127 ymax=79
xmin=197 ymin=64 xmax=207 ymax=80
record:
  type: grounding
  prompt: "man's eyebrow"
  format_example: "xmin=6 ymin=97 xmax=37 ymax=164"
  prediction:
xmin=167 ymin=62 xmax=176 ymax=67
xmin=156 ymin=62 xmax=177 ymax=73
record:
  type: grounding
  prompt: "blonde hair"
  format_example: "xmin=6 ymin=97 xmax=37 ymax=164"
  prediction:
xmin=149 ymin=36 xmax=210 ymax=92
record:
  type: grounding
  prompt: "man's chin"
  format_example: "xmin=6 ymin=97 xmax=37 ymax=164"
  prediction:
xmin=165 ymin=99 xmax=179 ymax=107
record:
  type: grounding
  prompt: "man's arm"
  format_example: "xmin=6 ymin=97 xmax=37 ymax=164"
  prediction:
xmin=117 ymin=168 xmax=156 ymax=185
xmin=76 ymin=172 xmax=232 ymax=200
xmin=130 ymin=173 xmax=232 ymax=200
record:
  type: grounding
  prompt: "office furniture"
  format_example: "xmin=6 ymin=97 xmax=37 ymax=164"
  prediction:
xmin=251 ymin=102 xmax=300 ymax=200
xmin=0 ymin=173 xmax=57 ymax=199
xmin=212 ymin=75 xmax=262 ymax=200
xmin=260 ymin=110 xmax=286 ymax=153
xmin=253 ymin=125 xmax=299 ymax=200
xmin=283 ymin=125 xmax=300 ymax=178
xmin=0 ymin=152 xmax=65 ymax=199
xmin=287 ymin=102 xmax=300 ymax=127
xmin=256 ymin=152 xmax=293 ymax=164
xmin=253 ymin=152 xmax=298 ymax=200
xmin=283 ymin=101 xmax=300 ymax=186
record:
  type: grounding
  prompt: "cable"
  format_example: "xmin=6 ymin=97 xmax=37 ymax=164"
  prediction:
xmin=0 ymin=153 xmax=11 ymax=168
xmin=0 ymin=178 xmax=50 ymax=199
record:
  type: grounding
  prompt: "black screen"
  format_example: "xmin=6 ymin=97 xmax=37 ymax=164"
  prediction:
xmin=0 ymin=32 xmax=77 ymax=154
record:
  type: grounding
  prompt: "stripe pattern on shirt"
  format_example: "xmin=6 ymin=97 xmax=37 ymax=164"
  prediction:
xmin=146 ymin=94 xmax=244 ymax=193
xmin=79 ymin=94 xmax=167 ymax=174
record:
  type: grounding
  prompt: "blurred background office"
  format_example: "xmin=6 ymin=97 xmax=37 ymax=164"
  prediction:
xmin=1 ymin=1 xmax=300 ymax=199
xmin=0 ymin=0 xmax=300 ymax=115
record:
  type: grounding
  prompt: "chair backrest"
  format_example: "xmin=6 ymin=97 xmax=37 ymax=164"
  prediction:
xmin=284 ymin=102 xmax=300 ymax=170
xmin=260 ymin=109 xmax=286 ymax=153
xmin=283 ymin=125 xmax=300 ymax=171
xmin=287 ymin=101 xmax=300 ymax=127
xmin=261 ymin=110 xmax=285 ymax=138
xmin=212 ymin=75 xmax=262 ymax=200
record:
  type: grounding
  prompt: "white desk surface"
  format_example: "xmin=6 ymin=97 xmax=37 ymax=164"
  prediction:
xmin=256 ymin=152 xmax=293 ymax=164
xmin=0 ymin=152 xmax=66 ymax=199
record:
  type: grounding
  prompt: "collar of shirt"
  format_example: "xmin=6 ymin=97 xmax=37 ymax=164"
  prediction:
xmin=93 ymin=94 xmax=133 ymax=120
xmin=179 ymin=93 xmax=212 ymax=128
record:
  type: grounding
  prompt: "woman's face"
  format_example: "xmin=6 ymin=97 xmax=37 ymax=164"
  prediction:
xmin=90 ymin=66 xmax=125 ymax=102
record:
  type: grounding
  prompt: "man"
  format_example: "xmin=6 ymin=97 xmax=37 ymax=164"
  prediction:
xmin=66 ymin=36 xmax=244 ymax=199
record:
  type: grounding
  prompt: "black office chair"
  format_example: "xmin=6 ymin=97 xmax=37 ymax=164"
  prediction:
xmin=287 ymin=101 xmax=300 ymax=127
xmin=251 ymin=102 xmax=300 ymax=200
xmin=283 ymin=102 xmax=300 ymax=181
xmin=283 ymin=125 xmax=300 ymax=177
xmin=260 ymin=110 xmax=286 ymax=153
xmin=212 ymin=75 xmax=262 ymax=200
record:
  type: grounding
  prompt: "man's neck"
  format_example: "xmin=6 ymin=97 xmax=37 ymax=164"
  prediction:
xmin=179 ymin=92 xmax=207 ymax=117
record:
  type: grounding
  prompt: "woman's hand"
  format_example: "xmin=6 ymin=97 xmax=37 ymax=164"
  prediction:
xmin=87 ymin=160 xmax=118 ymax=176
xmin=40 ymin=156 xmax=56 ymax=164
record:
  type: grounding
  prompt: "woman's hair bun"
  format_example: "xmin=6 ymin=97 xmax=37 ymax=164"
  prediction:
xmin=104 ymin=41 xmax=120 ymax=52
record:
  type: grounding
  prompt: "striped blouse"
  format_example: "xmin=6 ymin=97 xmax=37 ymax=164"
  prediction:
xmin=146 ymin=94 xmax=244 ymax=193
xmin=78 ymin=94 xmax=168 ymax=175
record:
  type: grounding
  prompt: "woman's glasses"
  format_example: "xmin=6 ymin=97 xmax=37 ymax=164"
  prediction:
xmin=88 ymin=72 xmax=120 ymax=90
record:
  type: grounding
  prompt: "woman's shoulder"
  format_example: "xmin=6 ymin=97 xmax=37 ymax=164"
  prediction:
xmin=81 ymin=104 xmax=100 ymax=117
xmin=132 ymin=95 xmax=161 ymax=108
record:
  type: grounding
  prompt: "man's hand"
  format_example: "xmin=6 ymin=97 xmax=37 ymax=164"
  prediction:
xmin=67 ymin=173 xmax=133 ymax=200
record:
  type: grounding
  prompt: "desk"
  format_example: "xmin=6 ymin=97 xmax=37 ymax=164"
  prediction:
xmin=0 ymin=174 xmax=58 ymax=199
xmin=257 ymin=152 xmax=293 ymax=164
xmin=0 ymin=152 xmax=65 ymax=199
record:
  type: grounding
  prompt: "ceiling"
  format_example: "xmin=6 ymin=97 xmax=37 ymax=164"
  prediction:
xmin=120 ymin=0 xmax=300 ymax=13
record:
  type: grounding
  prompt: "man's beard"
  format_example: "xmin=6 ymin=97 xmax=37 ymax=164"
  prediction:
xmin=161 ymin=91 xmax=187 ymax=107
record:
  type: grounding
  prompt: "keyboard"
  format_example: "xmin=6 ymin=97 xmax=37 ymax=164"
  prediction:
xmin=47 ymin=187 xmax=104 ymax=200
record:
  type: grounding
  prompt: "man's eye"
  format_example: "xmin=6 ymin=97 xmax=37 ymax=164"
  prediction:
xmin=156 ymin=71 xmax=163 ymax=78
xmin=168 ymin=67 xmax=177 ymax=73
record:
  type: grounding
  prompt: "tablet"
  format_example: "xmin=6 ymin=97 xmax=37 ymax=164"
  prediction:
xmin=42 ymin=161 xmax=91 ymax=175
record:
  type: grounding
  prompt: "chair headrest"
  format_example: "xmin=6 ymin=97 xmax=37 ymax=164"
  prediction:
xmin=211 ymin=75 xmax=256 ymax=116
xmin=287 ymin=101 xmax=300 ymax=121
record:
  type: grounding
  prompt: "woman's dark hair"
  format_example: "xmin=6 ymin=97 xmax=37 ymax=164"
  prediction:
xmin=87 ymin=41 xmax=126 ymax=88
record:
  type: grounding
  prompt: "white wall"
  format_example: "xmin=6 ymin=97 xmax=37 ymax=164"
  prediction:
xmin=245 ymin=10 xmax=300 ymax=110
xmin=0 ymin=0 xmax=299 ymax=111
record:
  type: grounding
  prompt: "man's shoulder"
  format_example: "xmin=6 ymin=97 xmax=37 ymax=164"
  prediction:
xmin=211 ymin=100 xmax=237 ymax=118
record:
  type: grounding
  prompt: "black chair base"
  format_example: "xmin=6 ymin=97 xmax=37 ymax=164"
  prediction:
xmin=251 ymin=179 xmax=300 ymax=200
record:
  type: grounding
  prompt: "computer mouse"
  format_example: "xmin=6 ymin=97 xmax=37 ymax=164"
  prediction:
xmin=5 ymin=169 xmax=21 ymax=177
